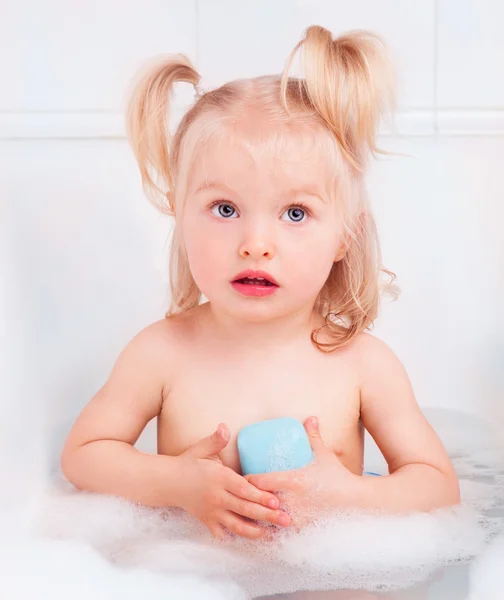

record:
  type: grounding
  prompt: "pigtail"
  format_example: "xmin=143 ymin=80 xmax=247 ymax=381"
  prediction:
xmin=123 ymin=27 xmax=398 ymax=351
xmin=125 ymin=55 xmax=200 ymax=214
xmin=280 ymin=25 xmax=398 ymax=350
xmin=281 ymin=25 xmax=396 ymax=172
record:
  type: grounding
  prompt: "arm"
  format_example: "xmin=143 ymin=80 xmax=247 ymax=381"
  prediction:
xmin=61 ymin=320 xmax=290 ymax=538
xmin=355 ymin=334 xmax=460 ymax=512
xmin=60 ymin=320 xmax=183 ymax=508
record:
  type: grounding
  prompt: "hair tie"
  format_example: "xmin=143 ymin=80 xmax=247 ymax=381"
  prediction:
xmin=195 ymin=77 xmax=218 ymax=99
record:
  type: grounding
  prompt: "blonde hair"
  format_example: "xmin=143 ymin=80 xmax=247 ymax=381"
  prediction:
xmin=125 ymin=25 xmax=399 ymax=352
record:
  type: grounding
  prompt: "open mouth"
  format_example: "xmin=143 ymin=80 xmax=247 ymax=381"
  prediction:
xmin=233 ymin=276 xmax=277 ymax=287
xmin=231 ymin=271 xmax=280 ymax=297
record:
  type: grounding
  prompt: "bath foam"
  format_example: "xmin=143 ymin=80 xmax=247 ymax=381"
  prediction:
xmin=0 ymin=532 xmax=246 ymax=600
xmin=467 ymin=533 xmax=504 ymax=600
xmin=30 ymin=409 xmax=504 ymax=598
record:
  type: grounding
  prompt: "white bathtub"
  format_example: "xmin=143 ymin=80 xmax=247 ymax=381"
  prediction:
xmin=1 ymin=408 xmax=503 ymax=599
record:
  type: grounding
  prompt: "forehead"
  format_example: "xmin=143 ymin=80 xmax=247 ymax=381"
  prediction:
xmin=187 ymin=117 xmax=337 ymax=195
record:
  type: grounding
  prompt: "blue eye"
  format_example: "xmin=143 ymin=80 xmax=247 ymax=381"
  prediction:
xmin=210 ymin=203 xmax=238 ymax=219
xmin=281 ymin=207 xmax=307 ymax=223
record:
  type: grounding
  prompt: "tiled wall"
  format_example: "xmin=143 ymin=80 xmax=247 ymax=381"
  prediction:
xmin=2 ymin=1 xmax=503 ymax=482
xmin=2 ymin=1 xmax=503 ymax=136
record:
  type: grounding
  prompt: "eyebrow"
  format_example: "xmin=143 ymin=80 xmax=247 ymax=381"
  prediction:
xmin=193 ymin=181 xmax=327 ymax=203
xmin=194 ymin=181 xmax=234 ymax=195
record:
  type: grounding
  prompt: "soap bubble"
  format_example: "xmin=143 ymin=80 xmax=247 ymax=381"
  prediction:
xmin=5 ymin=409 xmax=504 ymax=598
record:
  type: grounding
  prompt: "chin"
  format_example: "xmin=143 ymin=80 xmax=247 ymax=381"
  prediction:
xmin=229 ymin=304 xmax=286 ymax=323
xmin=211 ymin=297 xmax=290 ymax=324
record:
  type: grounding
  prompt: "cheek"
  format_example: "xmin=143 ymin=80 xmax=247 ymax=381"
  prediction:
xmin=287 ymin=227 xmax=342 ymax=291
xmin=291 ymin=249 xmax=335 ymax=294
xmin=180 ymin=217 xmax=231 ymax=286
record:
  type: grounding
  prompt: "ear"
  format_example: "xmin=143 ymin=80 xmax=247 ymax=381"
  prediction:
xmin=334 ymin=210 xmax=366 ymax=263
xmin=334 ymin=230 xmax=352 ymax=262
xmin=334 ymin=241 xmax=349 ymax=262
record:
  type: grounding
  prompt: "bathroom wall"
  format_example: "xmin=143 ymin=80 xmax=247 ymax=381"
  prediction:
xmin=1 ymin=1 xmax=503 ymax=492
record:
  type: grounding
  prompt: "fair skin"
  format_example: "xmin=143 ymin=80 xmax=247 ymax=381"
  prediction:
xmin=61 ymin=122 xmax=460 ymax=543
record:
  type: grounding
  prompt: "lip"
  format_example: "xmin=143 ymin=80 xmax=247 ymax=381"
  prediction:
xmin=231 ymin=270 xmax=279 ymax=287
xmin=231 ymin=269 xmax=279 ymax=298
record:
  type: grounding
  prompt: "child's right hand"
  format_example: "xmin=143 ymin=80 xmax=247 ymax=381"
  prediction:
xmin=175 ymin=423 xmax=291 ymax=540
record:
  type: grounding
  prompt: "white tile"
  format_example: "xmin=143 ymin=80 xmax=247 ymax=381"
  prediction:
xmin=424 ymin=137 xmax=504 ymax=416
xmin=2 ymin=140 xmax=171 ymax=441
xmin=437 ymin=110 xmax=504 ymax=135
xmin=367 ymin=136 xmax=504 ymax=414
xmin=366 ymin=137 xmax=446 ymax=408
xmin=437 ymin=0 xmax=504 ymax=107
xmin=0 ymin=0 xmax=196 ymax=111
xmin=197 ymin=0 xmax=435 ymax=108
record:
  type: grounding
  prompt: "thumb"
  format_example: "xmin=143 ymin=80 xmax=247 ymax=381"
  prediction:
xmin=186 ymin=423 xmax=230 ymax=459
xmin=304 ymin=416 xmax=328 ymax=456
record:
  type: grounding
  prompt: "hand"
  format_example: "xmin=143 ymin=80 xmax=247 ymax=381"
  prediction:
xmin=245 ymin=417 xmax=361 ymax=530
xmin=175 ymin=423 xmax=291 ymax=540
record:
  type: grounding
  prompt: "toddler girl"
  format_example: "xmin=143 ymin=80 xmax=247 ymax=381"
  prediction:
xmin=61 ymin=25 xmax=460 ymax=541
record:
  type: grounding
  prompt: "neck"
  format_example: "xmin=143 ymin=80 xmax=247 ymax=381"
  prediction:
xmin=205 ymin=302 xmax=325 ymax=351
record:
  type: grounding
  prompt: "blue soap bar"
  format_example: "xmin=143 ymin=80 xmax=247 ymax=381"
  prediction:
xmin=237 ymin=417 xmax=313 ymax=475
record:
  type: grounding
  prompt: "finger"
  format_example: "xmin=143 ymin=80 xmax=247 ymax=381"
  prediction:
xmin=245 ymin=472 xmax=291 ymax=493
xmin=220 ymin=512 xmax=267 ymax=540
xmin=304 ymin=416 xmax=328 ymax=455
xmin=226 ymin=473 xmax=280 ymax=509
xmin=185 ymin=423 xmax=230 ymax=459
xmin=207 ymin=521 xmax=227 ymax=540
xmin=224 ymin=492 xmax=291 ymax=527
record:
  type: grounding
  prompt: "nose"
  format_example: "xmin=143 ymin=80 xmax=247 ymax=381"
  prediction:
xmin=238 ymin=222 xmax=276 ymax=260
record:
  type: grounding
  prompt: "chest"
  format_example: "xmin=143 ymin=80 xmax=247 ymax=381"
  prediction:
xmin=158 ymin=347 xmax=363 ymax=473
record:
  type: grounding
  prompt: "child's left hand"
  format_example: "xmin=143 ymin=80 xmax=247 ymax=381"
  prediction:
xmin=244 ymin=417 xmax=362 ymax=530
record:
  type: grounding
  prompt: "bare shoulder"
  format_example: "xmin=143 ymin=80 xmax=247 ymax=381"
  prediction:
xmin=344 ymin=331 xmax=414 ymax=415
xmin=137 ymin=314 xmax=190 ymax=351
xmin=139 ymin=302 xmax=208 ymax=342
xmin=347 ymin=331 xmax=406 ymax=382
xmin=131 ymin=308 xmax=204 ymax=377
xmin=121 ymin=318 xmax=179 ymax=374
xmin=61 ymin=310 xmax=202 ymax=453
xmin=349 ymin=330 xmax=396 ymax=355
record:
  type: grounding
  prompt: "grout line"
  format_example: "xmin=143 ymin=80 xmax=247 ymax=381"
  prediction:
xmin=195 ymin=0 xmax=200 ymax=67
xmin=2 ymin=107 xmax=503 ymax=116
xmin=3 ymin=134 xmax=504 ymax=143
xmin=2 ymin=109 xmax=504 ymax=140
xmin=433 ymin=0 xmax=439 ymax=137
xmin=0 ymin=109 xmax=119 ymax=115
xmin=435 ymin=107 xmax=504 ymax=112
xmin=433 ymin=0 xmax=440 ymax=314
xmin=0 ymin=137 xmax=127 ymax=142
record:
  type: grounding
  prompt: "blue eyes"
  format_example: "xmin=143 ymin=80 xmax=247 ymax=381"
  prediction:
xmin=209 ymin=202 xmax=309 ymax=223
xmin=283 ymin=207 xmax=305 ymax=223
xmin=213 ymin=203 xmax=238 ymax=219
